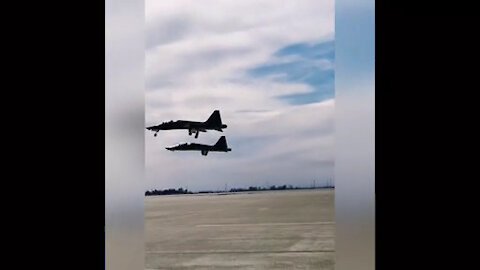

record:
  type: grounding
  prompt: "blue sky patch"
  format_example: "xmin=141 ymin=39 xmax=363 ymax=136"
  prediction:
xmin=248 ymin=40 xmax=335 ymax=104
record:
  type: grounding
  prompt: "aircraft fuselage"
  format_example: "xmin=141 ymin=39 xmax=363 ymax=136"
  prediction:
xmin=165 ymin=136 xmax=232 ymax=156
xmin=146 ymin=110 xmax=227 ymax=138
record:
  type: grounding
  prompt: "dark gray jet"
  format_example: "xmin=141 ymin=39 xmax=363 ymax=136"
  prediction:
xmin=146 ymin=110 xmax=227 ymax=138
xmin=165 ymin=136 xmax=232 ymax=156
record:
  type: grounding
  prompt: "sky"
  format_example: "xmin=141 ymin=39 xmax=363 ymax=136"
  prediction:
xmin=145 ymin=0 xmax=335 ymax=192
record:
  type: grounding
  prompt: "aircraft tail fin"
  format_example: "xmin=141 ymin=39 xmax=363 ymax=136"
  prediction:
xmin=214 ymin=136 xmax=228 ymax=149
xmin=205 ymin=110 xmax=222 ymax=126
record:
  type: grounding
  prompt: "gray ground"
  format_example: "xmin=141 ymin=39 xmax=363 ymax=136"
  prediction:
xmin=145 ymin=189 xmax=335 ymax=270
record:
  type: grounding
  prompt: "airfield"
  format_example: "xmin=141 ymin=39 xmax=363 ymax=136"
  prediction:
xmin=145 ymin=189 xmax=335 ymax=269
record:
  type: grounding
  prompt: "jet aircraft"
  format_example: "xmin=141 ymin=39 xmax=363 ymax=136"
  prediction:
xmin=146 ymin=110 xmax=227 ymax=138
xmin=165 ymin=136 xmax=232 ymax=156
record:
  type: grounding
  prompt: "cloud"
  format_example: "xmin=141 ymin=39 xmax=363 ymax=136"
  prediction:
xmin=145 ymin=0 xmax=335 ymax=191
xmin=248 ymin=40 xmax=335 ymax=104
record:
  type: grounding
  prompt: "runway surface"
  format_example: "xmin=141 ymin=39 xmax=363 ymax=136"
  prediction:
xmin=145 ymin=189 xmax=335 ymax=269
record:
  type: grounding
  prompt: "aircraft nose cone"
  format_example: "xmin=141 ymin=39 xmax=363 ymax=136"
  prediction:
xmin=165 ymin=147 xmax=174 ymax=151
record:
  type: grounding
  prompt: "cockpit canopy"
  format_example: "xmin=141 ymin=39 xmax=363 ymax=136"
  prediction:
xmin=171 ymin=142 xmax=189 ymax=147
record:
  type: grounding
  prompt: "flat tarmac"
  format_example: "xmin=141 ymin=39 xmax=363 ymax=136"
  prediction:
xmin=145 ymin=189 xmax=335 ymax=269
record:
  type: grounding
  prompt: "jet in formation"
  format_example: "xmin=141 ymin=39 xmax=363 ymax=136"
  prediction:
xmin=146 ymin=110 xmax=227 ymax=138
xmin=165 ymin=136 xmax=232 ymax=156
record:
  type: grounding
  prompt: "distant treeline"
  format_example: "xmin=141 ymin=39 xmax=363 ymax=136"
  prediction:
xmin=145 ymin=184 xmax=334 ymax=196
xmin=145 ymin=188 xmax=193 ymax=196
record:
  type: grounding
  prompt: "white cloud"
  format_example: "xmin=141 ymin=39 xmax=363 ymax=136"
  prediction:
xmin=145 ymin=0 xmax=335 ymax=191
